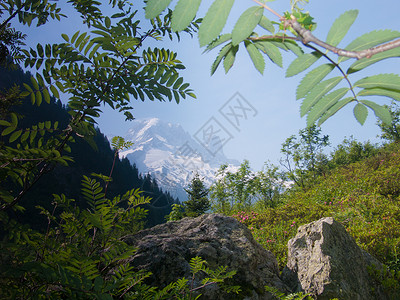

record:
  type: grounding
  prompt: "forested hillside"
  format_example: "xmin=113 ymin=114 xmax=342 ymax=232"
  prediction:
xmin=0 ymin=66 xmax=177 ymax=228
xmin=222 ymin=141 xmax=400 ymax=295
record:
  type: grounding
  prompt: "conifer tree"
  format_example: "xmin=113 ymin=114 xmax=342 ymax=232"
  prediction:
xmin=184 ymin=173 xmax=210 ymax=217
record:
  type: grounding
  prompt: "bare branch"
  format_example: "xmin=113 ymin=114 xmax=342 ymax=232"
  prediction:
xmin=288 ymin=16 xmax=400 ymax=59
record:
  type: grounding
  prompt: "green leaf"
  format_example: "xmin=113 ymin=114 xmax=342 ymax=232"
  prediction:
xmin=353 ymin=102 xmax=368 ymax=125
xmin=37 ymin=44 xmax=44 ymax=58
xmin=245 ymin=41 xmax=265 ymax=75
xmin=307 ymin=88 xmax=349 ymax=126
xmin=204 ymin=34 xmax=232 ymax=52
xmin=354 ymin=74 xmax=400 ymax=90
xmin=0 ymin=120 xmax=11 ymax=126
xmin=173 ymin=77 xmax=184 ymax=90
xmin=20 ymin=130 xmax=30 ymax=143
xmin=43 ymin=88 xmax=51 ymax=104
xmin=223 ymin=45 xmax=238 ymax=73
xmin=145 ymin=0 xmax=173 ymax=19
xmin=317 ymin=97 xmax=354 ymax=125
xmin=36 ymin=91 xmax=42 ymax=106
xmin=300 ymin=76 xmax=343 ymax=116
xmin=30 ymin=76 xmax=39 ymax=90
xmin=71 ymin=31 xmax=80 ymax=44
xmin=75 ymin=32 xmax=87 ymax=48
xmin=347 ymin=47 xmax=400 ymax=74
xmin=50 ymin=85 xmax=60 ymax=99
xmin=360 ymin=100 xmax=392 ymax=125
xmin=255 ymin=41 xmax=282 ymax=67
xmin=2 ymin=126 xmax=16 ymax=136
xmin=166 ymin=73 xmax=179 ymax=87
xmin=357 ymin=87 xmax=400 ymax=102
xmin=286 ymin=51 xmax=322 ymax=77
xmin=9 ymin=129 xmax=22 ymax=143
xmin=326 ymin=10 xmax=358 ymax=47
xmin=198 ymin=0 xmax=235 ymax=47
xmin=296 ymin=64 xmax=335 ymax=100
xmin=211 ymin=43 xmax=232 ymax=75
xmin=61 ymin=33 xmax=69 ymax=42
xmin=10 ymin=113 xmax=18 ymax=127
xmin=105 ymin=16 xmax=111 ymax=28
xmin=171 ymin=0 xmax=202 ymax=32
xmin=231 ymin=6 xmax=263 ymax=46
xmin=339 ymin=30 xmax=400 ymax=63
xmin=23 ymin=83 xmax=33 ymax=92
xmin=284 ymin=40 xmax=304 ymax=57
xmin=258 ymin=15 xmax=274 ymax=33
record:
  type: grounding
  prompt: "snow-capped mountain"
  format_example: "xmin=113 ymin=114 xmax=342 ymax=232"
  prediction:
xmin=119 ymin=118 xmax=239 ymax=201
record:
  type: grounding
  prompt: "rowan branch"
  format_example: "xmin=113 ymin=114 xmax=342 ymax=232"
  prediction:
xmin=251 ymin=0 xmax=400 ymax=59
xmin=287 ymin=16 xmax=400 ymax=59
xmin=249 ymin=35 xmax=298 ymax=42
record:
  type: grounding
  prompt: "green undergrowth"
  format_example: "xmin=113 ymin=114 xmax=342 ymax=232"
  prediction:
xmin=232 ymin=143 xmax=400 ymax=284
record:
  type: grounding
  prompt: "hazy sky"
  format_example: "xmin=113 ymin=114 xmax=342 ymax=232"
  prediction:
xmin=12 ymin=0 xmax=400 ymax=170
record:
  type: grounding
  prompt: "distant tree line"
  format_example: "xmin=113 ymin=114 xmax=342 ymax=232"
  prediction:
xmin=0 ymin=65 xmax=178 ymax=228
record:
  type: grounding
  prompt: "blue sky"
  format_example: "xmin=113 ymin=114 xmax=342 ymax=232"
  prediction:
xmin=12 ymin=0 xmax=400 ymax=170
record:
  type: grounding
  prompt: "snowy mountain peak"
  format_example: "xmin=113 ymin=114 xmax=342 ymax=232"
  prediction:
xmin=119 ymin=118 xmax=239 ymax=201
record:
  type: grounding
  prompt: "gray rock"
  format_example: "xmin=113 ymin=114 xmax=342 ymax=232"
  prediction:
xmin=124 ymin=213 xmax=290 ymax=299
xmin=282 ymin=217 xmax=387 ymax=299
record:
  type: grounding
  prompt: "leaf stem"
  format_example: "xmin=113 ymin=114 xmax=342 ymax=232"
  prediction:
xmin=305 ymin=44 xmax=358 ymax=100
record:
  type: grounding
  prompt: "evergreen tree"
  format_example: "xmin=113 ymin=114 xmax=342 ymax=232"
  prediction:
xmin=184 ymin=173 xmax=210 ymax=217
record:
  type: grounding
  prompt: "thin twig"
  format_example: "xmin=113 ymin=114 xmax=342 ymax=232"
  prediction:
xmin=252 ymin=0 xmax=283 ymax=19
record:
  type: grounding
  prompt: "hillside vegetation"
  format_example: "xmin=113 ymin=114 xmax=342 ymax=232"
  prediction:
xmin=229 ymin=142 xmax=400 ymax=292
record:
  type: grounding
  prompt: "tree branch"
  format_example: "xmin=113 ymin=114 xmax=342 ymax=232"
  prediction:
xmin=249 ymin=35 xmax=298 ymax=42
xmin=287 ymin=16 xmax=400 ymax=59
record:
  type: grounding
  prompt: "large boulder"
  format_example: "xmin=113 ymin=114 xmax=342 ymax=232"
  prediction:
xmin=124 ymin=213 xmax=290 ymax=299
xmin=282 ymin=217 xmax=387 ymax=299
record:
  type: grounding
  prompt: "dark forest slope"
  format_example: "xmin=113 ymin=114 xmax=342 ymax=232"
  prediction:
xmin=0 ymin=66 xmax=177 ymax=228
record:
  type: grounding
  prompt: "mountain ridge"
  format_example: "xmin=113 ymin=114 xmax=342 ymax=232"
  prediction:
xmin=119 ymin=118 xmax=240 ymax=201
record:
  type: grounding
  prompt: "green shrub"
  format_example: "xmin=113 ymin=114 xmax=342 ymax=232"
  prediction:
xmin=0 ymin=176 xmax=239 ymax=299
